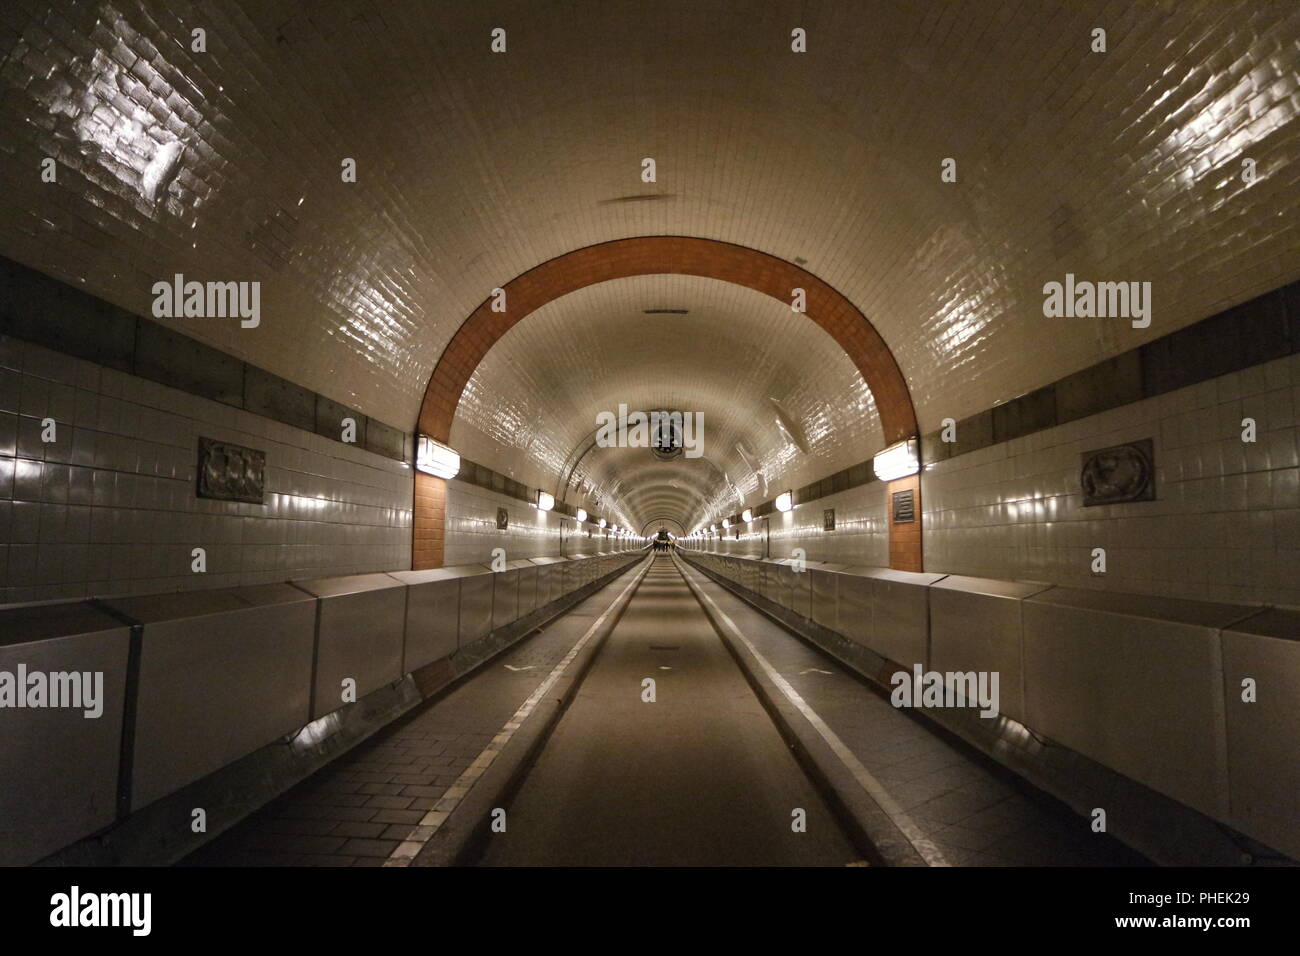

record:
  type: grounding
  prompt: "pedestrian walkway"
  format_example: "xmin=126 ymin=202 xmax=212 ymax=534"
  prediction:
xmin=677 ymin=559 xmax=1148 ymax=867
xmin=183 ymin=564 xmax=645 ymax=867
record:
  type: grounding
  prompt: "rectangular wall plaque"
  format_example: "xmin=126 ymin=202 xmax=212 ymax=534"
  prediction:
xmin=823 ymin=508 xmax=836 ymax=531
xmin=892 ymin=489 xmax=915 ymax=523
xmin=197 ymin=437 xmax=265 ymax=504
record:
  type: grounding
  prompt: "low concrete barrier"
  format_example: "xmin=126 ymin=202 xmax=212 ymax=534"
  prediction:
xmin=1219 ymin=607 xmax=1300 ymax=859
xmin=0 ymin=601 xmax=132 ymax=865
xmin=862 ymin=568 xmax=947 ymax=668
xmin=2 ymin=549 xmax=644 ymax=865
xmin=682 ymin=545 xmax=1293 ymax=863
xmin=809 ymin=562 xmax=851 ymax=633
xmin=104 ymin=584 xmax=317 ymax=812
xmin=929 ymin=575 xmax=1052 ymax=723
xmin=529 ymin=556 xmax=565 ymax=607
xmin=1022 ymin=587 xmax=1253 ymax=821
xmin=292 ymin=573 xmax=408 ymax=720
xmin=386 ymin=568 xmax=462 ymax=671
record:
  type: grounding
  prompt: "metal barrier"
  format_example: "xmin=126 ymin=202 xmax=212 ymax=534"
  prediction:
xmin=681 ymin=547 xmax=1295 ymax=861
xmin=0 ymin=551 xmax=643 ymax=865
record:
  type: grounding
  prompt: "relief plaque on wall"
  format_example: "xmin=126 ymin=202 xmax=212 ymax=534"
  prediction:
xmin=497 ymin=508 xmax=509 ymax=530
xmin=1081 ymin=438 xmax=1155 ymax=506
xmin=197 ymin=437 xmax=265 ymax=504
xmin=824 ymin=508 xmax=836 ymax=531
xmin=892 ymin=489 xmax=915 ymax=523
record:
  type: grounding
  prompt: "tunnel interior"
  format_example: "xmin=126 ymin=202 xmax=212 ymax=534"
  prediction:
xmin=0 ymin=0 xmax=1298 ymax=880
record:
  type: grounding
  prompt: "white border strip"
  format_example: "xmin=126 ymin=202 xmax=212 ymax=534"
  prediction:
xmin=384 ymin=559 xmax=651 ymax=866
xmin=677 ymin=557 xmax=950 ymax=867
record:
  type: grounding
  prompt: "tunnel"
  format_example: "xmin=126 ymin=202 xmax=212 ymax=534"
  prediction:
xmin=0 ymin=0 xmax=1298 ymax=926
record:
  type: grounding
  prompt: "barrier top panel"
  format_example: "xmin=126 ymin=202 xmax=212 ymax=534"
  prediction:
xmin=839 ymin=566 xmax=949 ymax=586
xmin=430 ymin=563 xmax=497 ymax=580
xmin=102 ymin=591 xmax=246 ymax=622
xmin=104 ymin=583 xmax=314 ymax=624
xmin=808 ymin=562 xmax=853 ymax=572
xmin=1223 ymin=606 xmax=1300 ymax=642
xmin=236 ymin=583 xmax=320 ymax=607
xmin=386 ymin=568 xmax=465 ymax=585
xmin=1025 ymin=586 xmax=1260 ymax=629
xmin=0 ymin=600 xmax=128 ymax=647
xmin=567 ymin=553 xmax=591 ymax=560
xmin=932 ymin=574 xmax=1055 ymax=600
xmin=527 ymin=557 xmax=568 ymax=566
xmin=489 ymin=560 xmax=536 ymax=572
xmin=291 ymin=572 xmax=410 ymax=598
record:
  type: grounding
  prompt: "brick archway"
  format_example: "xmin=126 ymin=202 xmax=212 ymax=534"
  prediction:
xmin=413 ymin=236 xmax=921 ymax=570
xmin=638 ymin=517 xmax=689 ymax=538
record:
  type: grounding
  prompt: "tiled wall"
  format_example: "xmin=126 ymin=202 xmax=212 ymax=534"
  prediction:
xmin=442 ymin=480 xmax=638 ymax=567
xmin=685 ymin=351 xmax=1299 ymax=608
xmin=687 ymin=483 xmax=889 ymax=567
xmin=0 ymin=335 xmax=412 ymax=603
xmin=922 ymin=352 xmax=1300 ymax=607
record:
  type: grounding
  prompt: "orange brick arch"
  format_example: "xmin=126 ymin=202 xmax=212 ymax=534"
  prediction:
xmin=413 ymin=236 xmax=920 ymax=570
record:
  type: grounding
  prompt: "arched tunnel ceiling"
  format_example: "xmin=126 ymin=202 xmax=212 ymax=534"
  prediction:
xmin=1 ymin=1 xmax=1298 ymax=489
xmin=450 ymin=276 xmax=877 ymax=530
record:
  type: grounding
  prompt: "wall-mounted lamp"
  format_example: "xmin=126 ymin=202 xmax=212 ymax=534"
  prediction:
xmin=742 ymin=508 xmax=753 ymax=522
xmin=575 ymin=507 xmax=588 ymax=523
xmin=537 ymin=490 xmax=555 ymax=511
xmin=721 ymin=518 xmax=730 ymax=529
xmin=415 ymin=435 xmax=460 ymax=479
xmin=598 ymin=518 xmax=606 ymax=528
xmin=873 ymin=438 xmax=920 ymax=481
xmin=775 ymin=491 xmax=793 ymax=513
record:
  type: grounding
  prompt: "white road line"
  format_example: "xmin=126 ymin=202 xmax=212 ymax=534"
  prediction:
xmin=384 ymin=559 xmax=652 ymax=866
xmin=677 ymin=559 xmax=950 ymax=868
